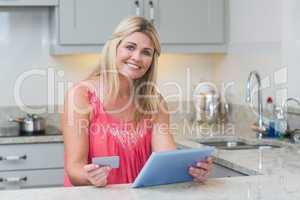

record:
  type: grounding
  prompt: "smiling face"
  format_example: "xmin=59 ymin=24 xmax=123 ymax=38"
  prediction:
xmin=116 ymin=32 xmax=155 ymax=80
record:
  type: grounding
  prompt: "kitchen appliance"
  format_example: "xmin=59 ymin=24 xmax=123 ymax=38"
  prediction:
xmin=8 ymin=114 xmax=46 ymax=136
xmin=193 ymin=82 xmax=220 ymax=124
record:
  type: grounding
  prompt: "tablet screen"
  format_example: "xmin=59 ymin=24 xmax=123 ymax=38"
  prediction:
xmin=132 ymin=147 xmax=214 ymax=188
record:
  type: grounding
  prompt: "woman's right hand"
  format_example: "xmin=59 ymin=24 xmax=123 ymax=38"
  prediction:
xmin=83 ymin=164 xmax=111 ymax=187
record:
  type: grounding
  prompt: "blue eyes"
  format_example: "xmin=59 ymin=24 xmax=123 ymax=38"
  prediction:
xmin=125 ymin=45 xmax=152 ymax=57
xmin=126 ymin=45 xmax=135 ymax=51
xmin=143 ymin=51 xmax=152 ymax=56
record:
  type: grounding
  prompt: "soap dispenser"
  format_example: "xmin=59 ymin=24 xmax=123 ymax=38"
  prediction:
xmin=274 ymin=107 xmax=287 ymax=139
xmin=266 ymin=97 xmax=275 ymax=137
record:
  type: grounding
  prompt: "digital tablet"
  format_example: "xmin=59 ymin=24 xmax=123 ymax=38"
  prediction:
xmin=132 ymin=147 xmax=214 ymax=188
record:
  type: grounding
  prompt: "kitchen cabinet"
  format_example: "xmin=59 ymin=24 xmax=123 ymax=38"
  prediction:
xmin=147 ymin=0 xmax=225 ymax=45
xmin=0 ymin=142 xmax=64 ymax=189
xmin=50 ymin=0 xmax=227 ymax=54
xmin=0 ymin=0 xmax=58 ymax=6
xmin=58 ymin=0 xmax=139 ymax=45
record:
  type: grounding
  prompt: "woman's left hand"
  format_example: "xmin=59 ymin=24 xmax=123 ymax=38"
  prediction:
xmin=189 ymin=157 xmax=213 ymax=183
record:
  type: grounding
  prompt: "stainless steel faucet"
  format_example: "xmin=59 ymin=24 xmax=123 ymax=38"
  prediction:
xmin=282 ymin=98 xmax=300 ymax=110
xmin=246 ymin=71 xmax=265 ymax=139
xmin=282 ymin=97 xmax=300 ymax=132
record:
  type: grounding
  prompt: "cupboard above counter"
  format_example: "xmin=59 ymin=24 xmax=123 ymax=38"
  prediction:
xmin=50 ymin=0 xmax=227 ymax=54
xmin=0 ymin=0 xmax=58 ymax=6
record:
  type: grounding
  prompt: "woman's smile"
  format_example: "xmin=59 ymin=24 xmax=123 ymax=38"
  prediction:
xmin=116 ymin=32 xmax=154 ymax=80
xmin=125 ymin=62 xmax=142 ymax=70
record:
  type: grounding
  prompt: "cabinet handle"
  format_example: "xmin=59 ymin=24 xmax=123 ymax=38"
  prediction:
xmin=0 ymin=154 xmax=27 ymax=161
xmin=0 ymin=176 xmax=27 ymax=183
xmin=134 ymin=0 xmax=140 ymax=16
xmin=149 ymin=0 xmax=155 ymax=24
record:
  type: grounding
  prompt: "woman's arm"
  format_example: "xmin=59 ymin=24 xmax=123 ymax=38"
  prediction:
xmin=62 ymin=83 xmax=111 ymax=187
xmin=151 ymin=97 xmax=213 ymax=183
xmin=151 ymin=98 xmax=177 ymax=152
xmin=61 ymin=84 xmax=91 ymax=185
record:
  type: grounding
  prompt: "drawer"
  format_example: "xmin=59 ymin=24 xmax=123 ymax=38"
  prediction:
xmin=0 ymin=168 xmax=64 ymax=189
xmin=0 ymin=143 xmax=64 ymax=171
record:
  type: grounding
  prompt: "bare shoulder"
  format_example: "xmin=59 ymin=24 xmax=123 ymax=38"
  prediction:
xmin=65 ymin=76 xmax=102 ymax=107
xmin=65 ymin=82 xmax=90 ymax=109
xmin=151 ymin=94 xmax=176 ymax=152
xmin=62 ymin=78 xmax=98 ymax=118
xmin=82 ymin=76 xmax=104 ymax=100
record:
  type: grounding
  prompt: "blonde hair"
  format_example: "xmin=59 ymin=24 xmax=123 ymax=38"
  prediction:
xmin=90 ymin=16 xmax=162 ymax=123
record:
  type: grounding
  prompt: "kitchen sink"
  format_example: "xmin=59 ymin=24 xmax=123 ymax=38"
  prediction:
xmin=176 ymin=144 xmax=249 ymax=178
xmin=198 ymin=141 xmax=281 ymax=150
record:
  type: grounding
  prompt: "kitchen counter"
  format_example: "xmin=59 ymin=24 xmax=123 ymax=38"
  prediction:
xmin=0 ymin=125 xmax=63 ymax=144
xmin=175 ymin=135 xmax=300 ymax=176
xmin=0 ymin=134 xmax=63 ymax=144
xmin=1 ymin=136 xmax=300 ymax=199
xmin=1 ymin=174 xmax=300 ymax=200
xmin=1 ymin=120 xmax=300 ymax=199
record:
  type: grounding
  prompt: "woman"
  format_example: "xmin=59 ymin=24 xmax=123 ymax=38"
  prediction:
xmin=62 ymin=16 xmax=212 ymax=187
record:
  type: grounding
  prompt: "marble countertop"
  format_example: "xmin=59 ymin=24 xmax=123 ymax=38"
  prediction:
xmin=1 ymin=174 xmax=300 ymax=200
xmin=0 ymin=125 xmax=63 ymax=144
xmin=1 ymin=120 xmax=300 ymax=199
xmin=0 ymin=134 xmax=63 ymax=144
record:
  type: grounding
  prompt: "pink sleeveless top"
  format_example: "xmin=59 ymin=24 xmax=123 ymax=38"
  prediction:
xmin=64 ymin=90 xmax=153 ymax=186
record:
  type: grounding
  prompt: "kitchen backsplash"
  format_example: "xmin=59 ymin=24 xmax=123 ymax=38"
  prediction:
xmin=0 ymin=105 xmax=60 ymax=136
xmin=2 ymin=100 xmax=298 ymax=138
xmin=168 ymin=101 xmax=300 ymax=138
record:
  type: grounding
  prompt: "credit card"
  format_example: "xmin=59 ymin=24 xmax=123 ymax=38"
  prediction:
xmin=92 ymin=156 xmax=120 ymax=168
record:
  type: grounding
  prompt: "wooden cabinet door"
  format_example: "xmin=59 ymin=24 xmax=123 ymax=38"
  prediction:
xmin=59 ymin=0 xmax=143 ymax=45
xmin=145 ymin=0 xmax=225 ymax=44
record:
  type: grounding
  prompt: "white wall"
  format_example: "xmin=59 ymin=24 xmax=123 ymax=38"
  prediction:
xmin=212 ymin=0 xmax=284 ymax=106
xmin=282 ymin=0 xmax=300 ymax=101
xmin=213 ymin=0 xmax=300 ymax=107
xmin=0 ymin=7 xmax=215 ymax=107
